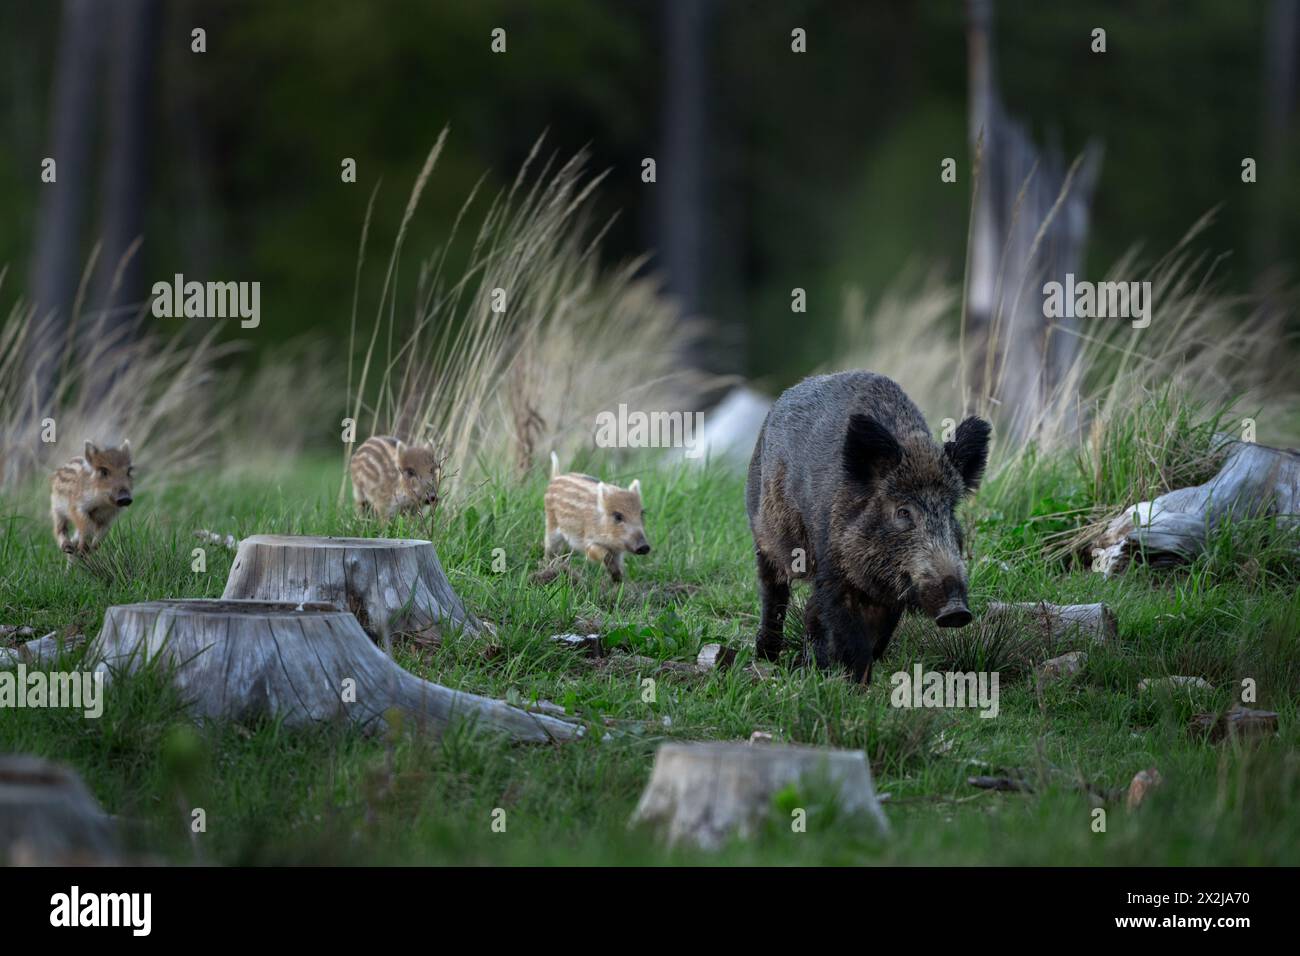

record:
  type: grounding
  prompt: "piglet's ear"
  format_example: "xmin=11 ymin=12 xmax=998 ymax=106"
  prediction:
xmin=596 ymin=482 xmax=606 ymax=510
xmin=629 ymin=478 xmax=641 ymax=497
xmin=944 ymin=416 xmax=992 ymax=493
xmin=121 ymin=439 xmax=131 ymax=456
xmin=84 ymin=440 xmax=98 ymax=459
xmin=842 ymin=415 xmax=901 ymax=488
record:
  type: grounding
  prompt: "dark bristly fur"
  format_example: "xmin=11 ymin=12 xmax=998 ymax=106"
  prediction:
xmin=746 ymin=370 xmax=991 ymax=683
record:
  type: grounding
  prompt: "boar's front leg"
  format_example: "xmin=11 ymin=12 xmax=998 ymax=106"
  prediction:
xmin=806 ymin=572 xmax=899 ymax=684
xmin=754 ymin=548 xmax=790 ymax=661
xmin=805 ymin=572 xmax=871 ymax=680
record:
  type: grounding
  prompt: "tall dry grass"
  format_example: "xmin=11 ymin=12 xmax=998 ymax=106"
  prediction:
xmin=343 ymin=133 xmax=710 ymax=496
xmin=835 ymin=201 xmax=1300 ymax=567
xmin=0 ymin=262 xmax=240 ymax=494
xmin=835 ymin=213 xmax=1300 ymax=479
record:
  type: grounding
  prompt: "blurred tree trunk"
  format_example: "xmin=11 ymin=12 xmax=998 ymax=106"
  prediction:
xmin=26 ymin=0 xmax=106 ymax=407
xmin=659 ymin=0 xmax=711 ymax=372
xmin=93 ymin=0 xmax=161 ymax=343
xmin=1253 ymin=0 xmax=1298 ymax=287
xmin=964 ymin=0 xmax=1101 ymax=443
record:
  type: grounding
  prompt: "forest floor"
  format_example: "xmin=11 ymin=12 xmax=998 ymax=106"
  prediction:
xmin=2 ymin=450 xmax=1297 ymax=865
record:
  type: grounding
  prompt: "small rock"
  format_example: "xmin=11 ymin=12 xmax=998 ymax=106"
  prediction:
xmin=1139 ymin=676 xmax=1213 ymax=693
xmin=550 ymin=633 xmax=603 ymax=657
xmin=696 ymin=643 xmax=737 ymax=671
xmin=1038 ymin=650 xmax=1087 ymax=683
xmin=1126 ymin=767 xmax=1162 ymax=810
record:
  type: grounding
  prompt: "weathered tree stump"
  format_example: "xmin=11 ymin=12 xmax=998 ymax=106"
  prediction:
xmin=1093 ymin=440 xmax=1300 ymax=576
xmin=630 ymin=742 xmax=889 ymax=849
xmin=221 ymin=535 xmax=482 ymax=639
xmin=0 ymin=755 xmax=118 ymax=864
xmin=92 ymin=600 xmax=578 ymax=742
xmin=985 ymin=601 xmax=1117 ymax=646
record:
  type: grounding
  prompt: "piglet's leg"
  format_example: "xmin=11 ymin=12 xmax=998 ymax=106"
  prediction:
xmin=584 ymin=544 xmax=621 ymax=583
xmin=53 ymin=509 xmax=74 ymax=553
xmin=70 ymin=511 xmax=95 ymax=555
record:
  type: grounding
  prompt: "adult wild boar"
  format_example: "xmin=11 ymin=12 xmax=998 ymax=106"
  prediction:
xmin=746 ymin=371 xmax=991 ymax=683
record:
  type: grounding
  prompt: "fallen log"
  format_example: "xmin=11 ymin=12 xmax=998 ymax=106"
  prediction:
xmin=985 ymin=602 xmax=1116 ymax=646
xmin=0 ymin=755 xmax=118 ymax=864
xmin=630 ymin=741 xmax=889 ymax=849
xmin=92 ymin=599 xmax=579 ymax=742
xmin=1190 ymin=704 xmax=1279 ymax=743
xmin=1093 ymin=439 xmax=1300 ymax=576
xmin=221 ymin=534 xmax=482 ymax=639
xmin=0 ymin=630 xmax=85 ymax=667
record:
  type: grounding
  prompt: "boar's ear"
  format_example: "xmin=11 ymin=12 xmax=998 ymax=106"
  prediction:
xmin=843 ymin=415 xmax=901 ymax=488
xmin=944 ymin=416 xmax=992 ymax=492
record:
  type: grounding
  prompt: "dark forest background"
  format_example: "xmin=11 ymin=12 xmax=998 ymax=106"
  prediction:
xmin=1 ymin=0 xmax=1296 ymax=388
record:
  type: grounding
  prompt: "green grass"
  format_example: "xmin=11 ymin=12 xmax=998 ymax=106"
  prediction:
xmin=2 ymin=432 xmax=1298 ymax=866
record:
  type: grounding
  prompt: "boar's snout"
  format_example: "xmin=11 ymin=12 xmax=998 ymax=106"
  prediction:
xmin=934 ymin=600 xmax=971 ymax=628
xmin=929 ymin=576 xmax=971 ymax=628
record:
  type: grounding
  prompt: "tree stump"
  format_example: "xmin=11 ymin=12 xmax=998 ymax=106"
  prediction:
xmin=985 ymin=602 xmax=1117 ymax=646
xmin=630 ymin=741 xmax=889 ymax=849
xmin=92 ymin=599 xmax=578 ymax=742
xmin=0 ymin=755 xmax=118 ymax=864
xmin=1092 ymin=440 xmax=1300 ymax=575
xmin=221 ymin=535 xmax=482 ymax=639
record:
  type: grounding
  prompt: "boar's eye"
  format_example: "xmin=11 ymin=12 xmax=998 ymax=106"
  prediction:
xmin=612 ymin=511 xmax=624 ymax=523
xmin=894 ymin=506 xmax=914 ymax=527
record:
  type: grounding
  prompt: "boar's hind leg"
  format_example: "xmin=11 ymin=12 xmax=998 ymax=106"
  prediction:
xmin=754 ymin=549 xmax=790 ymax=661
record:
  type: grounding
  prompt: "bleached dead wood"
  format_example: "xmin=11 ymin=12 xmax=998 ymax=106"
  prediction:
xmin=0 ymin=755 xmax=118 ymax=864
xmin=221 ymin=534 xmax=482 ymax=639
xmin=1190 ymin=705 xmax=1279 ymax=742
xmin=194 ymin=528 xmax=239 ymax=551
xmin=0 ymin=630 xmax=84 ymax=667
xmin=630 ymin=741 xmax=889 ymax=849
xmin=92 ymin=599 xmax=579 ymax=742
xmin=1093 ymin=440 xmax=1300 ymax=576
xmin=985 ymin=601 xmax=1117 ymax=645
xmin=696 ymin=643 xmax=737 ymax=671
